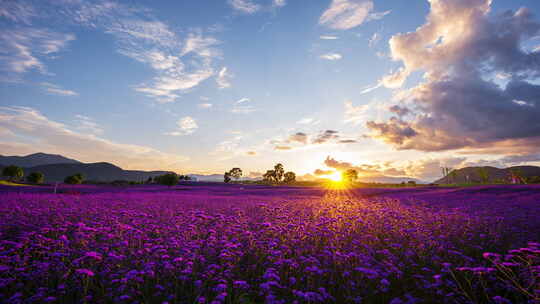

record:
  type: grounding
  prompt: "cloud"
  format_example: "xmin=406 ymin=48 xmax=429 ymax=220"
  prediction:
xmin=228 ymin=0 xmax=261 ymax=14
xmin=320 ymin=35 xmax=339 ymax=40
xmin=166 ymin=116 xmax=198 ymax=136
xmin=0 ymin=28 xmax=75 ymax=81
xmin=297 ymin=117 xmax=320 ymax=125
xmin=0 ymin=106 xmax=188 ymax=171
xmin=312 ymin=130 xmax=339 ymax=144
xmin=344 ymin=100 xmax=369 ymax=125
xmin=235 ymin=97 xmax=250 ymax=104
xmin=216 ymin=67 xmax=232 ymax=89
xmin=74 ymin=114 xmax=103 ymax=135
xmin=320 ymin=53 xmax=342 ymax=60
xmin=367 ymin=10 xmax=391 ymax=21
xmin=40 ymin=82 xmax=78 ymax=96
xmin=232 ymin=98 xmax=255 ymax=114
xmin=246 ymin=151 xmax=257 ymax=156
xmin=314 ymin=169 xmax=335 ymax=176
xmin=273 ymin=0 xmax=286 ymax=8
xmin=368 ymin=32 xmax=380 ymax=47
xmin=369 ymin=0 xmax=540 ymax=152
xmin=274 ymin=145 xmax=292 ymax=150
xmin=198 ymin=103 xmax=213 ymax=109
xmin=319 ymin=0 xmax=374 ymax=30
xmin=0 ymin=2 xmax=36 ymax=24
xmin=2 ymin=2 xmax=221 ymax=102
xmin=359 ymin=82 xmax=381 ymax=94
xmin=499 ymin=153 xmax=540 ymax=165
xmin=288 ymin=132 xmax=308 ymax=144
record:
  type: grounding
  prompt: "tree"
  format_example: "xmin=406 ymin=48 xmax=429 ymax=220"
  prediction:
xmin=283 ymin=171 xmax=296 ymax=183
xmin=224 ymin=172 xmax=232 ymax=183
xmin=263 ymin=170 xmax=276 ymax=183
xmin=2 ymin=165 xmax=23 ymax=181
xmin=27 ymin=172 xmax=44 ymax=184
xmin=342 ymin=169 xmax=358 ymax=183
xmin=274 ymin=163 xmax=284 ymax=182
xmin=64 ymin=173 xmax=84 ymax=185
xmin=477 ymin=167 xmax=490 ymax=184
xmin=156 ymin=173 xmax=179 ymax=187
xmin=229 ymin=168 xmax=243 ymax=180
xmin=449 ymin=170 xmax=458 ymax=184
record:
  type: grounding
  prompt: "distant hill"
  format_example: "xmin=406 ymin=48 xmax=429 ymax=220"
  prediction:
xmin=18 ymin=162 xmax=172 ymax=183
xmin=359 ymin=175 xmax=424 ymax=184
xmin=0 ymin=153 xmax=172 ymax=183
xmin=434 ymin=166 xmax=540 ymax=184
xmin=0 ymin=152 xmax=81 ymax=167
xmin=188 ymin=174 xmax=259 ymax=182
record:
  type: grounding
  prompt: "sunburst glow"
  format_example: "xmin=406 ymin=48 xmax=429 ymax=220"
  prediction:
xmin=327 ymin=171 xmax=343 ymax=182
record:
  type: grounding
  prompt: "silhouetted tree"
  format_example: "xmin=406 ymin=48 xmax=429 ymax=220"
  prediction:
xmin=229 ymin=168 xmax=243 ymax=180
xmin=477 ymin=167 xmax=490 ymax=184
xmin=224 ymin=172 xmax=232 ymax=183
xmin=2 ymin=165 xmax=23 ymax=181
xmin=64 ymin=173 xmax=84 ymax=185
xmin=283 ymin=171 xmax=296 ymax=183
xmin=274 ymin=163 xmax=284 ymax=182
xmin=263 ymin=170 xmax=276 ymax=183
xmin=156 ymin=173 xmax=179 ymax=187
xmin=27 ymin=172 xmax=44 ymax=184
xmin=342 ymin=169 xmax=358 ymax=183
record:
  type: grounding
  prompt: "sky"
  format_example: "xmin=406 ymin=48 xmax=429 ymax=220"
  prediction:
xmin=1 ymin=0 xmax=540 ymax=181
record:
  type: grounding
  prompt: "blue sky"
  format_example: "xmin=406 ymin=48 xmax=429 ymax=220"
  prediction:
xmin=1 ymin=0 xmax=540 ymax=181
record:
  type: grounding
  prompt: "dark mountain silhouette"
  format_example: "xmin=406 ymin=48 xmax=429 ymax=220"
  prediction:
xmin=359 ymin=175 xmax=424 ymax=184
xmin=434 ymin=166 xmax=540 ymax=184
xmin=19 ymin=162 xmax=172 ymax=183
xmin=0 ymin=152 xmax=81 ymax=167
xmin=0 ymin=153 xmax=171 ymax=183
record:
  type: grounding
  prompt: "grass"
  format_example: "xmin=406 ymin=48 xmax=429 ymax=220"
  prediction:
xmin=0 ymin=180 xmax=28 ymax=186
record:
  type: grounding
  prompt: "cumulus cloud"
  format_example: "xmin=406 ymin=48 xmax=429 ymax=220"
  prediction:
xmin=320 ymin=53 xmax=342 ymax=60
xmin=166 ymin=116 xmax=198 ymax=136
xmin=369 ymin=0 xmax=540 ymax=152
xmin=0 ymin=106 xmax=189 ymax=170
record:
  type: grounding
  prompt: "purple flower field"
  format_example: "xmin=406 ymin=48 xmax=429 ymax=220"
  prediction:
xmin=0 ymin=183 xmax=539 ymax=303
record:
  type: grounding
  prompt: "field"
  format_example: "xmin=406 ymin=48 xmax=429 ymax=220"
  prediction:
xmin=0 ymin=183 xmax=539 ymax=303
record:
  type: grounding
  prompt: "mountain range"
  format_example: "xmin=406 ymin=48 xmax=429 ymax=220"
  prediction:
xmin=434 ymin=166 xmax=540 ymax=184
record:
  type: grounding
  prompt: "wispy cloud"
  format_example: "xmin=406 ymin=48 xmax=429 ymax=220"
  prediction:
xmin=320 ymin=53 xmax=342 ymax=60
xmin=40 ymin=82 xmax=78 ymax=96
xmin=359 ymin=82 xmax=381 ymax=94
xmin=74 ymin=114 xmax=103 ymax=135
xmin=0 ymin=28 xmax=75 ymax=81
xmin=319 ymin=0 xmax=390 ymax=30
xmin=166 ymin=116 xmax=198 ymax=136
xmin=368 ymin=32 xmax=381 ymax=47
xmin=320 ymin=35 xmax=339 ymax=40
xmin=216 ymin=67 xmax=232 ymax=89
xmin=297 ymin=117 xmax=321 ymax=125
xmin=198 ymin=103 xmax=213 ymax=109
xmin=0 ymin=106 xmax=189 ymax=170
xmin=228 ymin=0 xmax=261 ymax=14
xmin=344 ymin=100 xmax=369 ymax=125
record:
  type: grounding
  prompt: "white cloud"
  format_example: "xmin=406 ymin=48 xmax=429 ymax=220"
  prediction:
xmin=166 ymin=116 xmax=198 ymax=136
xmin=74 ymin=114 xmax=103 ymax=135
xmin=359 ymin=82 xmax=381 ymax=94
xmin=0 ymin=28 xmax=75 ymax=81
xmin=368 ymin=32 xmax=380 ymax=47
xmin=0 ymin=106 xmax=189 ymax=171
xmin=344 ymin=100 xmax=369 ymax=125
xmin=273 ymin=0 xmax=286 ymax=7
xmin=198 ymin=103 xmax=213 ymax=109
xmin=320 ymin=35 xmax=339 ymax=40
xmin=40 ymin=82 xmax=78 ymax=96
xmin=320 ymin=53 xmax=342 ymax=60
xmin=367 ymin=10 xmax=391 ymax=21
xmin=235 ymin=97 xmax=251 ymax=104
xmin=297 ymin=117 xmax=321 ymax=125
xmin=216 ymin=67 xmax=232 ymax=89
xmin=319 ymin=0 xmax=374 ymax=30
xmin=228 ymin=0 xmax=261 ymax=14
